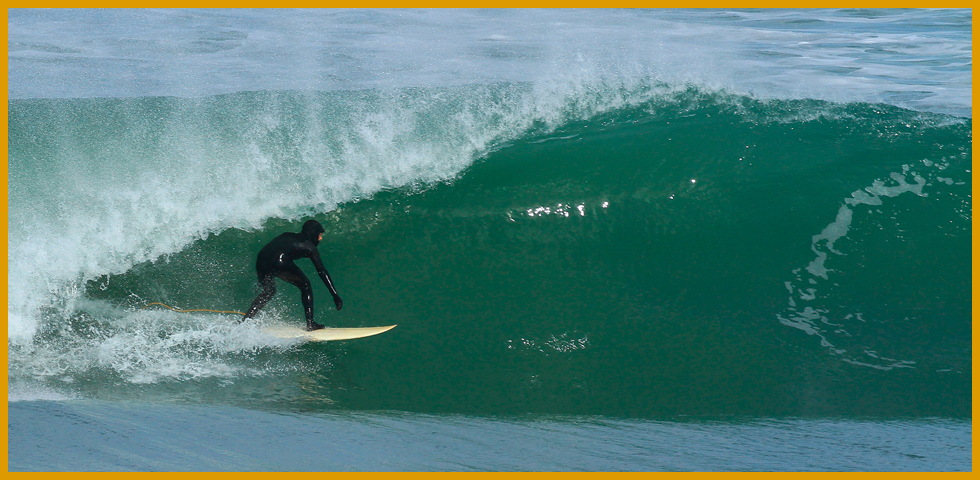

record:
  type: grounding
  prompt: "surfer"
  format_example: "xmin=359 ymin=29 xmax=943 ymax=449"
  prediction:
xmin=241 ymin=219 xmax=343 ymax=331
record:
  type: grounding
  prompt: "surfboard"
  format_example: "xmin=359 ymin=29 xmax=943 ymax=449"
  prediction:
xmin=263 ymin=324 xmax=396 ymax=342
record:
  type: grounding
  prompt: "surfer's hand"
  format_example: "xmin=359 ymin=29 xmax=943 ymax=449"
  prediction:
xmin=333 ymin=294 xmax=343 ymax=311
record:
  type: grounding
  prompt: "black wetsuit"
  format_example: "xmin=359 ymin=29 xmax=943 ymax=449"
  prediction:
xmin=242 ymin=220 xmax=343 ymax=331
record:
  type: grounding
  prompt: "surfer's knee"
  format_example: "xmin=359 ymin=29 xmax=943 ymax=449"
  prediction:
xmin=259 ymin=275 xmax=277 ymax=294
xmin=262 ymin=284 xmax=277 ymax=299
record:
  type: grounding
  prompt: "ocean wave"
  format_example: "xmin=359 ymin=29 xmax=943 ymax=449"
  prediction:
xmin=8 ymin=87 xmax=970 ymax=415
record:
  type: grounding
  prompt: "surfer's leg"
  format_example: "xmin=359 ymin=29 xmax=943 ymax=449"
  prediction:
xmin=276 ymin=264 xmax=323 ymax=331
xmin=242 ymin=274 xmax=276 ymax=322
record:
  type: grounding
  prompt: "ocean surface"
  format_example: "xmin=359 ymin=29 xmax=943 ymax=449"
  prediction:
xmin=7 ymin=8 xmax=972 ymax=471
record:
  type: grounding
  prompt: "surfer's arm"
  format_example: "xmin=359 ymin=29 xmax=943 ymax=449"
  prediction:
xmin=310 ymin=251 xmax=343 ymax=310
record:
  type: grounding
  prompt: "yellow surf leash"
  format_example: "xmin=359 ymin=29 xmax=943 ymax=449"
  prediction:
xmin=142 ymin=302 xmax=246 ymax=316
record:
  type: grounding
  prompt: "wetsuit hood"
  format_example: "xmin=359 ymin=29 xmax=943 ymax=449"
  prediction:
xmin=301 ymin=220 xmax=325 ymax=246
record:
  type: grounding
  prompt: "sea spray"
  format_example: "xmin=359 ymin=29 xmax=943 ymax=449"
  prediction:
xmin=8 ymin=80 xmax=676 ymax=343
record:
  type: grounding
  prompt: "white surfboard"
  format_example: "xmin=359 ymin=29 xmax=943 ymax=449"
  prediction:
xmin=263 ymin=324 xmax=396 ymax=342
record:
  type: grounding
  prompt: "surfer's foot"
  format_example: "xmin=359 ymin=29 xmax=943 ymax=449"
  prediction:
xmin=306 ymin=321 xmax=325 ymax=331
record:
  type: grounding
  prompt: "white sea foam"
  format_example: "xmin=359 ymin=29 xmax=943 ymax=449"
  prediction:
xmin=7 ymin=298 xmax=307 ymax=401
xmin=777 ymin=156 xmax=968 ymax=370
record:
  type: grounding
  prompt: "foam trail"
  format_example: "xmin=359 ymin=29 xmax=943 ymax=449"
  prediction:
xmin=777 ymin=157 xmax=966 ymax=370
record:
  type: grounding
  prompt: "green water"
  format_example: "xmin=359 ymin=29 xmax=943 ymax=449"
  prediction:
xmin=49 ymin=92 xmax=969 ymax=417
